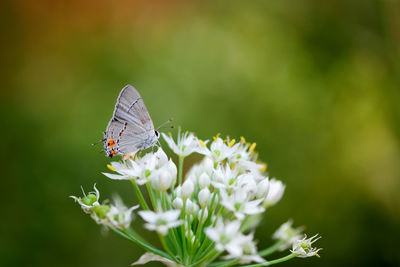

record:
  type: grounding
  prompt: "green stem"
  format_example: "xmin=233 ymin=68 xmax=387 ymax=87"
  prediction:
xmin=209 ymin=259 xmax=238 ymax=267
xmin=130 ymin=179 xmax=149 ymax=210
xmin=178 ymin=156 xmax=184 ymax=185
xmin=112 ymin=228 xmax=173 ymax=261
xmin=190 ymin=248 xmax=220 ymax=267
xmin=191 ymin=208 xmax=205 ymax=251
xmin=192 ymin=241 xmax=214 ymax=263
xmin=146 ymin=183 xmax=157 ymax=210
xmin=259 ymin=241 xmax=283 ymax=257
xmin=241 ymin=214 xmax=261 ymax=232
xmin=181 ymin=201 xmax=188 ymax=264
xmin=159 ymin=234 xmax=176 ymax=260
xmin=241 ymin=254 xmax=297 ymax=267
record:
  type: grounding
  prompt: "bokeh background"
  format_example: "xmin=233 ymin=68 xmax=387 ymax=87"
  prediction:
xmin=1 ymin=0 xmax=400 ymax=266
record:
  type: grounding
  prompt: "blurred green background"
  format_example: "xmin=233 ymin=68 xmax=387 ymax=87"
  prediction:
xmin=1 ymin=0 xmax=400 ymax=266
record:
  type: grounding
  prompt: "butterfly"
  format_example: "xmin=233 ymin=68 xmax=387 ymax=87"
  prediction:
xmin=103 ymin=85 xmax=160 ymax=158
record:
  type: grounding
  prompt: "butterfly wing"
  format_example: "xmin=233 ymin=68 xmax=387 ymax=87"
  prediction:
xmin=113 ymin=85 xmax=155 ymax=131
xmin=104 ymin=85 xmax=158 ymax=157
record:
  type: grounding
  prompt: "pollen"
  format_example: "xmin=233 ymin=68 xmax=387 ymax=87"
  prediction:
xmin=107 ymin=164 xmax=116 ymax=171
xmin=199 ymin=139 xmax=206 ymax=147
xmin=260 ymin=163 xmax=267 ymax=173
xmin=249 ymin=142 xmax=256 ymax=152
xmin=213 ymin=133 xmax=221 ymax=142
xmin=108 ymin=139 xmax=115 ymax=147
xmin=240 ymin=136 xmax=246 ymax=143
xmin=228 ymin=139 xmax=236 ymax=147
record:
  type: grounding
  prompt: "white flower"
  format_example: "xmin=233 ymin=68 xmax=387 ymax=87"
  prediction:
xmin=105 ymin=196 xmax=139 ymax=229
xmin=291 ymin=234 xmax=322 ymax=258
xmin=273 ymin=220 xmax=304 ymax=251
xmin=103 ymin=148 xmax=171 ymax=185
xmin=236 ymin=174 xmax=258 ymax=199
xmin=162 ymin=131 xmax=201 ymax=157
xmin=263 ymin=178 xmax=285 ymax=207
xmin=211 ymin=164 xmax=240 ymax=192
xmin=139 ymin=210 xmax=183 ymax=235
xmin=228 ymin=140 xmax=264 ymax=173
xmin=220 ymin=189 xmax=264 ymax=220
xmin=198 ymin=136 xmax=234 ymax=163
xmin=205 ymin=219 xmax=244 ymax=256
xmin=222 ymin=233 xmax=265 ymax=264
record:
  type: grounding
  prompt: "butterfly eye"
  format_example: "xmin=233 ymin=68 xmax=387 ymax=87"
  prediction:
xmin=155 ymin=131 xmax=160 ymax=138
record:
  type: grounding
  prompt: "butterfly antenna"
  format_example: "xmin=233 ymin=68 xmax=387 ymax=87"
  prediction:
xmin=92 ymin=138 xmax=106 ymax=146
xmin=157 ymin=118 xmax=174 ymax=131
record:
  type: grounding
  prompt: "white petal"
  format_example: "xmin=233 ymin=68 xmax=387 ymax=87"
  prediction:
xmin=226 ymin=242 xmax=243 ymax=257
xmin=163 ymin=210 xmax=181 ymax=221
xmin=102 ymin=173 xmax=129 ymax=180
xmin=138 ymin=211 xmax=157 ymax=223
xmin=132 ymin=252 xmax=184 ymax=267
xmin=205 ymin=228 xmax=219 ymax=242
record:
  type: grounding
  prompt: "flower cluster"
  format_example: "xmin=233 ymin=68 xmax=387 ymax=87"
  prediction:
xmin=72 ymin=130 xmax=321 ymax=266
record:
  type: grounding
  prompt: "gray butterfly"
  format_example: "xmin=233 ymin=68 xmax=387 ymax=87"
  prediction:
xmin=103 ymin=85 xmax=160 ymax=158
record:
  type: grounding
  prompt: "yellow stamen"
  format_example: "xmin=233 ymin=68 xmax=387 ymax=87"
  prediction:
xmin=249 ymin=142 xmax=256 ymax=152
xmin=107 ymin=164 xmax=116 ymax=171
xmin=213 ymin=133 xmax=221 ymax=142
xmin=260 ymin=163 xmax=267 ymax=173
xmin=199 ymin=139 xmax=206 ymax=147
xmin=228 ymin=139 xmax=236 ymax=147
xmin=240 ymin=136 xmax=246 ymax=143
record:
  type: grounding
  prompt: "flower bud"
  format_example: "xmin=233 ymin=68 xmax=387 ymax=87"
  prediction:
xmin=173 ymin=197 xmax=183 ymax=209
xmin=151 ymin=177 xmax=161 ymax=191
xmin=181 ymin=179 xmax=194 ymax=199
xmin=159 ymin=172 xmax=173 ymax=191
xmin=203 ymin=157 xmax=214 ymax=171
xmin=198 ymin=188 xmax=210 ymax=207
xmin=256 ymin=178 xmax=270 ymax=199
xmin=93 ymin=205 xmax=110 ymax=219
xmin=263 ymin=178 xmax=285 ymax=207
xmin=82 ymin=193 xmax=98 ymax=205
xmin=211 ymin=194 xmax=219 ymax=210
xmin=185 ymin=199 xmax=194 ymax=213
xmin=155 ymin=148 xmax=168 ymax=166
xmin=199 ymin=173 xmax=210 ymax=189
xmin=199 ymin=208 xmax=208 ymax=223
xmin=167 ymin=160 xmax=177 ymax=181
xmin=192 ymin=203 xmax=199 ymax=215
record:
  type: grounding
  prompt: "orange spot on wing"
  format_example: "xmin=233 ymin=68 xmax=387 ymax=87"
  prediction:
xmin=110 ymin=150 xmax=116 ymax=156
xmin=108 ymin=139 xmax=115 ymax=147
